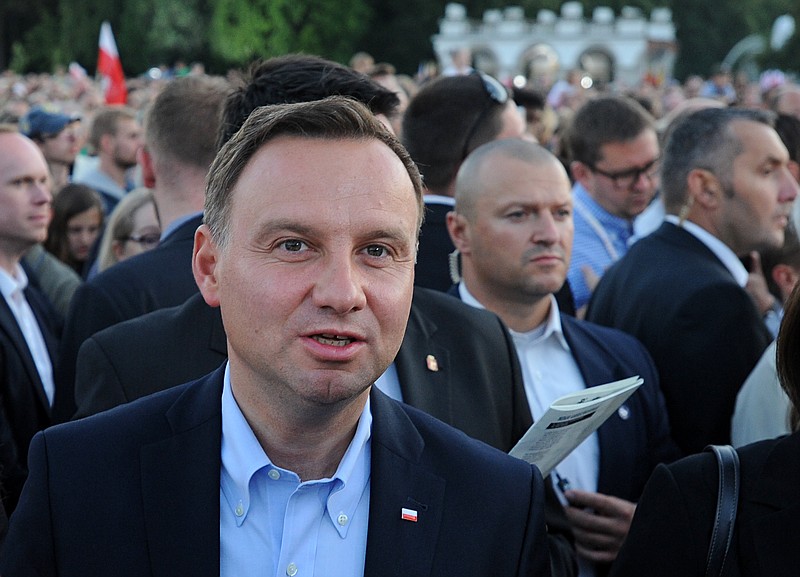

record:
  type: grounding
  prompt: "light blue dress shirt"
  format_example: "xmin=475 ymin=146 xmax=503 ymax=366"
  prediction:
xmin=568 ymin=183 xmax=635 ymax=311
xmin=220 ymin=363 xmax=372 ymax=577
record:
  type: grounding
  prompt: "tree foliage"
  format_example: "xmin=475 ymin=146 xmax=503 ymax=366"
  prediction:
xmin=2 ymin=0 xmax=799 ymax=81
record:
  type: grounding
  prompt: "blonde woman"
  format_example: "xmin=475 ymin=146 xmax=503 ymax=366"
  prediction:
xmin=96 ymin=188 xmax=160 ymax=272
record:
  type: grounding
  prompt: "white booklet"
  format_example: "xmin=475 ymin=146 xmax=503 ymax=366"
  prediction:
xmin=509 ymin=375 xmax=643 ymax=476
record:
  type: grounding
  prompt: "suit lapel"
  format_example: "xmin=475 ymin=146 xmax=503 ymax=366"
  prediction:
xmin=394 ymin=302 xmax=453 ymax=419
xmin=0 ymin=294 xmax=52 ymax=412
xmin=560 ymin=316 xmax=635 ymax=495
xmin=140 ymin=370 xmax=223 ymax=577
xmin=364 ymin=389 xmax=446 ymax=577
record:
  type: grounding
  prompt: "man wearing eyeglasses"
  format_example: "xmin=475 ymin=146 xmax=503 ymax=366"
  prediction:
xmin=564 ymin=96 xmax=660 ymax=314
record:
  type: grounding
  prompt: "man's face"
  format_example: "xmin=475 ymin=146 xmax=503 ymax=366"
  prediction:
xmin=718 ymin=120 xmax=799 ymax=254
xmin=39 ymin=121 xmax=82 ymax=166
xmin=456 ymin=155 xmax=573 ymax=304
xmin=579 ymin=128 xmax=660 ymax=220
xmin=195 ymin=137 xmax=419 ymax=410
xmin=111 ymin=118 xmax=142 ymax=170
xmin=0 ymin=133 xmax=52 ymax=267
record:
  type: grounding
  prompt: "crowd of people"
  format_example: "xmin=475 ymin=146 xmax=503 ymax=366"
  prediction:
xmin=1 ymin=50 xmax=800 ymax=575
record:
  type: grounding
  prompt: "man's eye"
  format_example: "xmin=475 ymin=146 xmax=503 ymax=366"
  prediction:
xmin=282 ymin=239 xmax=305 ymax=252
xmin=365 ymin=245 xmax=388 ymax=257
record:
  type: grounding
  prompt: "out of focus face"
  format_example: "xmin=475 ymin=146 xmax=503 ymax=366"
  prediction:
xmin=39 ymin=121 xmax=82 ymax=166
xmin=113 ymin=200 xmax=160 ymax=263
xmin=0 ymin=133 xmax=52 ymax=272
xmin=66 ymin=206 xmax=102 ymax=262
xmin=111 ymin=118 xmax=143 ymax=170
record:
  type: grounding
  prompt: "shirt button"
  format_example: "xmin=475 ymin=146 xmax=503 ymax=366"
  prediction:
xmin=337 ymin=513 xmax=348 ymax=526
xmin=286 ymin=562 xmax=298 ymax=576
xmin=235 ymin=501 xmax=244 ymax=517
xmin=268 ymin=469 xmax=281 ymax=480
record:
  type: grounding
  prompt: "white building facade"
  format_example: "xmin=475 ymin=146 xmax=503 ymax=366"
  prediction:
xmin=432 ymin=2 xmax=676 ymax=89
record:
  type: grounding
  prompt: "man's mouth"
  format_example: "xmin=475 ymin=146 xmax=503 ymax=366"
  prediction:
xmin=312 ymin=334 xmax=354 ymax=347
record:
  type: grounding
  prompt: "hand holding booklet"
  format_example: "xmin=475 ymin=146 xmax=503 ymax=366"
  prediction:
xmin=509 ymin=376 xmax=643 ymax=476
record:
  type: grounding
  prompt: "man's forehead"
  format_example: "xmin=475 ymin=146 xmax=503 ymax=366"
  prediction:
xmin=0 ymin=133 xmax=47 ymax=169
xmin=732 ymin=120 xmax=786 ymax=157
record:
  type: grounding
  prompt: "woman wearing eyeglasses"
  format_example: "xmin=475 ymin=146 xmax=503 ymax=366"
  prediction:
xmin=96 ymin=187 xmax=161 ymax=273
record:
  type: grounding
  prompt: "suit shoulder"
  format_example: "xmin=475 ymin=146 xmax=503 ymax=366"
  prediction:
xmin=399 ymin=400 xmax=533 ymax=476
xmin=413 ymin=287 xmax=504 ymax=326
xmin=54 ymin=372 xmax=219 ymax=447
xmin=88 ymin=302 xmax=183 ymax=347
xmin=563 ymin=315 xmax=648 ymax=351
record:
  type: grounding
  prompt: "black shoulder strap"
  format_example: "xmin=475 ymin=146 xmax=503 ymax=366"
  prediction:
xmin=705 ymin=444 xmax=740 ymax=577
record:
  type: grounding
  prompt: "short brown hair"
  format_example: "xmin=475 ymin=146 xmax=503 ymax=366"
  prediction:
xmin=205 ymin=96 xmax=424 ymax=247
xmin=145 ymin=75 xmax=230 ymax=169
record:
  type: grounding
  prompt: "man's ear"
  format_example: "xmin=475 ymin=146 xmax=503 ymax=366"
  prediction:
xmin=686 ymin=168 xmax=723 ymax=210
xmin=138 ymin=147 xmax=156 ymax=188
xmin=193 ymin=224 xmax=221 ymax=308
xmin=446 ymin=210 xmax=471 ymax=254
xmin=569 ymin=161 xmax=592 ymax=187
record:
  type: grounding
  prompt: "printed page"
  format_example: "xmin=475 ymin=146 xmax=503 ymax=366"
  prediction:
xmin=509 ymin=376 xmax=643 ymax=476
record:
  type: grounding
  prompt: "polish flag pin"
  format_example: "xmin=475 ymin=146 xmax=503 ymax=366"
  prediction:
xmin=401 ymin=508 xmax=418 ymax=522
xmin=426 ymin=355 xmax=439 ymax=372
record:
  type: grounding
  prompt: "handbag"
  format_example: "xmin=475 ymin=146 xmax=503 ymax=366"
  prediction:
xmin=704 ymin=444 xmax=740 ymax=577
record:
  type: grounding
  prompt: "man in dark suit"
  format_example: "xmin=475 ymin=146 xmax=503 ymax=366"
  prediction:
xmin=0 ymin=96 xmax=551 ymax=576
xmin=587 ymin=107 xmax=798 ymax=455
xmin=0 ymin=127 xmax=61 ymax=513
xmin=401 ymin=74 xmax=525 ymax=292
xmin=402 ymin=74 xmax=575 ymax=314
xmin=73 ymin=54 xmax=576 ymax=576
xmin=54 ymin=75 xmax=231 ymax=421
xmin=447 ymin=138 xmax=679 ymax=574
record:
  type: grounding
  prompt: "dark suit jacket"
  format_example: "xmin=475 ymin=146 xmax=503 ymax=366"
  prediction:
xmin=73 ymin=293 xmax=227 ymax=418
xmin=587 ymin=222 xmax=772 ymax=454
xmin=1 ymin=368 xmax=550 ymax=576
xmin=0 ymin=283 xmax=60 ymax=513
xmin=449 ymin=285 xmax=680 ymax=501
xmin=610 ymin=433 xmax=800 ymax=577
xmin=560 ymin=315 xmax=681 ymax=500
xmin=55 ymin=215 xmax=204 ymax=422
xmin=415 ymin=201 xmax=455 ymax=292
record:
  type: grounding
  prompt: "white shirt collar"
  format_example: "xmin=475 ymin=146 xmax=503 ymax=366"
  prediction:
xmin=664 ymin=215 xmax=749 ymax=287
xmin=423 ymin=194 xmax=455 ymax=207
xmin=457 ymin=282 xmax=569 ymax=350
xmin=0 ymin=264 xmax=28 ymax=300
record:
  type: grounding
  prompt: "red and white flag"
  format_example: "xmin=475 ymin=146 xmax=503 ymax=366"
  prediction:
xmin=97 ymin=21 xmax=127 ymax=105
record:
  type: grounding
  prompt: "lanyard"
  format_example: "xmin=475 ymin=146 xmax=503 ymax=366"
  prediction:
xmin=574 ymin=198 xmax=621 ymax=262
